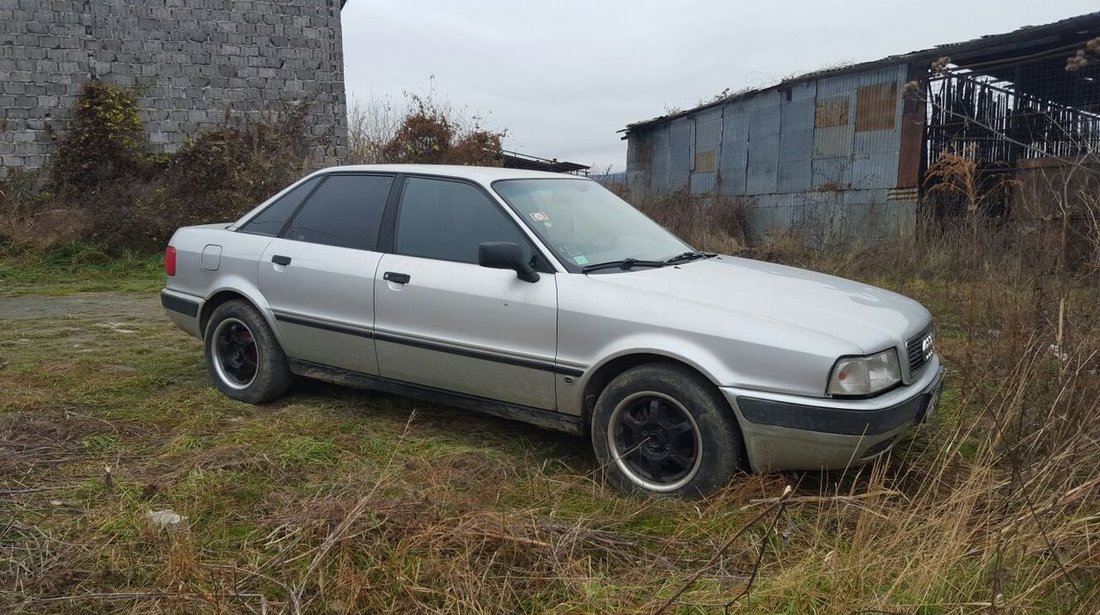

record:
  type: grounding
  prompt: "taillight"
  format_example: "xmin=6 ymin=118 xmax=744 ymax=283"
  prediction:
xmin=165 ymin=246 xmax=177 ymax=277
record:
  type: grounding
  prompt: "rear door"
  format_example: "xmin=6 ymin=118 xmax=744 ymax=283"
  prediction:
xmin=256 ymin=173 xmax=394 ymax=375
xmin=373 ymin=176 xmax=559 ymax=410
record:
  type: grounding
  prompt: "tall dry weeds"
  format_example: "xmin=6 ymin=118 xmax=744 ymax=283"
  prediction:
xmin=605 ymin=182 xmax=751 ymax=254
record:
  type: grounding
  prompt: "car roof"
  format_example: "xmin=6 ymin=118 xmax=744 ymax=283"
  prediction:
xmin=315 ymin=164 xmax=588 ymax=184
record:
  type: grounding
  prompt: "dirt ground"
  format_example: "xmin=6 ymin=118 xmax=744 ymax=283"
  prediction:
xmin=0 ymin=292 xmax=162 ymax=322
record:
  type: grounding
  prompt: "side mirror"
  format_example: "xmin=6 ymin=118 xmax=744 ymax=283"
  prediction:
xmin=478 ymin=241 xmax=540 ymax=283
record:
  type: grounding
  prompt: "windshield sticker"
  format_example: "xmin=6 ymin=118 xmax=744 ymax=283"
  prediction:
xmin=530 ymin=212 xmax=550 ymax=223
xmin=573 ymin=255 xmax=589 ymax=265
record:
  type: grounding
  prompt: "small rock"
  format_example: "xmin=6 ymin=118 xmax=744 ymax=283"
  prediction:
xmin=104 ymin=364 xmax=138 ymax=373
xmin=147 ymin=509 xmax=184 ymax=530
xmin=49 ymin=499 xmax=64 ymax=506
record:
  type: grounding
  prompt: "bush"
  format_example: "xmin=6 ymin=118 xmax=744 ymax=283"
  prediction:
xmin=0 ymin=81 xmax=312 ymax=252
xmin=48 ymin=81 xmax=147 ymax=192
xmin=350 ymin=93 xmax=505 ymax=166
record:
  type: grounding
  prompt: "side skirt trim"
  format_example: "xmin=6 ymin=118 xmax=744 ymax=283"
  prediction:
xmin=288 ymin=359 xmax=582 ymax=435
xmin=272 ymin=311 xmax=585 ymax=377
xmin=274 ymin=312 xmax=374 ymax=339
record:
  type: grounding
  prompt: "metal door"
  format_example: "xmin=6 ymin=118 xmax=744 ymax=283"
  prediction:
xmin=372 ymin=254 xmax=558 ymax=410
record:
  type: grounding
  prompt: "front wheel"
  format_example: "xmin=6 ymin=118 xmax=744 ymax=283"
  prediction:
xmin=203 ymin=300 xmax=292 ymax=404
xmin=591 ymin=363 xmax=744 ymax=497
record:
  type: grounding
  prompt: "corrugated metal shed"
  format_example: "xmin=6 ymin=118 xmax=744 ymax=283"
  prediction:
xmin=625 ymin=62 xmax=911 ymax=239
xmin=622 ymin=11 xmax=1100 ymax=241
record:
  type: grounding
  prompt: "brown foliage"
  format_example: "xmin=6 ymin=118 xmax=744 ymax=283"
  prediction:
xmin=367 ymin=96 xmax=505 ymax=167
xmin=2 ymin=82 xmax=312 ymax=251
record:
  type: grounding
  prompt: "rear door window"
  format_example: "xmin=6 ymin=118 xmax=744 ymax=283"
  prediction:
xmin=284 ymin=174 xmax=394 ymax=250
xmin=238 ymin=176 xmax=322 ymax=237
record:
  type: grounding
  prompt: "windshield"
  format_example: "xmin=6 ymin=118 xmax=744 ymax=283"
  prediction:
xmin=492 ymin=178 xmax=692 ymax=271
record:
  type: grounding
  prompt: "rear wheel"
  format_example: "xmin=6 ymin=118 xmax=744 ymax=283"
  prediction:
xmin=591 ymin=363 xmax=743 ymax=497
xmin=204 ymin=300 xmax=291 ymax=404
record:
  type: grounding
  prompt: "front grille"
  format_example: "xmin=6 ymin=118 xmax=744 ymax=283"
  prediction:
xmin=906 ymin=324 xmax=934 ymax=378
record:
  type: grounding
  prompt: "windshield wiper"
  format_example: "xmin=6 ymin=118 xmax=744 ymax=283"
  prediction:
xmin=664 ymin=251 xmax=717 ymax=265
xmin=581 ymin=258 xmax=666 ymax=273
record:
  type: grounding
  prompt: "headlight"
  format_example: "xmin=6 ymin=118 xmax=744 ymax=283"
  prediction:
xmin=828 ymin=349 xmax=901 ymax=396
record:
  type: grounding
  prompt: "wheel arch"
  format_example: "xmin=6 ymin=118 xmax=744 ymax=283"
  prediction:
xmin=200 ymin=288 xmax=273 ymax=337
xmin=579 ymin=352 xmax=751 ymax=471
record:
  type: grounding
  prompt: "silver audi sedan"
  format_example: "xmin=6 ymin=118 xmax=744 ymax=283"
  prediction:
xmin=161 ymin=164 xmax=943 ymax=497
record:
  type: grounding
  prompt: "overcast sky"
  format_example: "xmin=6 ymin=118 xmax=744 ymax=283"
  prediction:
xmin=340 ymin=1 xmax=1098 ymax=172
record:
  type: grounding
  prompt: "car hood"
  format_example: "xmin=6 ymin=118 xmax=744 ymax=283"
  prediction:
xmin=588 ymin=256 xmax=930 ymax=353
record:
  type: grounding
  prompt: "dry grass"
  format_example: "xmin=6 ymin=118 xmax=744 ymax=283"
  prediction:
xmin=605 ymin=183 xmax=751 ymax=255
xmin=1 ymin=222 xmax=1098 ymax=614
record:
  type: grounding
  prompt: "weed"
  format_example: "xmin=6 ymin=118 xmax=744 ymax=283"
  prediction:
xmin=1 ymin=221 xmax=1098 ymax=614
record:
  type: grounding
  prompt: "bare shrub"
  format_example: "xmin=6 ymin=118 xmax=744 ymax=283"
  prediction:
xmin=348 ymin=92 xmax=505 ymax=167
xmin=0 ymin=169 xmax=88 ymax=250
xmin=346 ymin=94 xmax=404 ymax=164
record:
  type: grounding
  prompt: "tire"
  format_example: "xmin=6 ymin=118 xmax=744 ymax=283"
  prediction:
xmin=590 ymin=363 xmax=744 ymax=498
xmin=203 ymin=300 xmax=292 ymax=404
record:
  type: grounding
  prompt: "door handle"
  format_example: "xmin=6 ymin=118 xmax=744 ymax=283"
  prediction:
xmin=383 ymin=271 xmax=411 ymax=284
xmin=272 ymin=255 xmax=292 ymax=266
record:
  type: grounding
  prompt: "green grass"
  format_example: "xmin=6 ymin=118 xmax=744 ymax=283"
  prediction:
xmin=1 ymin=260 xmax=1096 ymax=614
xmin=0 ymin=241 xmax=163 ymax=295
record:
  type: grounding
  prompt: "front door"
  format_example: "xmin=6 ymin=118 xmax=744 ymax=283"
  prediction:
xmin=373 ymin=176 xmax=558 ymax=410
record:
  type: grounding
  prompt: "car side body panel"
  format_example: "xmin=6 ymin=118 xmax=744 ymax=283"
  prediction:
xmin=162 ymin=224 xmax=276 ymax=337
xmin=258 ymin=238 xmax=383 ymax=375
xmin=372 ymin=252 xmax=559 ymax=410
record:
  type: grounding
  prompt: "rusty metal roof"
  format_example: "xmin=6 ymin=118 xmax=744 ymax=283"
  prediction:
xmin=498 ymin=149 xmax=590 ymax=175
xmin=624 ymin=11 xmax=1100 ymax=134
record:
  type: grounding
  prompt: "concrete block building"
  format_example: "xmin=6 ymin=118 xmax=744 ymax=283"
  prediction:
xmin=0 ymin=0 xmax=348 ymax=171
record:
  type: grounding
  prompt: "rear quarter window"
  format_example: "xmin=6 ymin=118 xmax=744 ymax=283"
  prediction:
xmin=237 ymin=176 xmax=322 ymax=237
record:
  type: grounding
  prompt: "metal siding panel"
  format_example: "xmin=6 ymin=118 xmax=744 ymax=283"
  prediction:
xmin=778 ymin=130 xmax=813 ymax=192
xmin=650 ymin=125 xmax=671 ymax=193
xmin=812 ymin=72 xmax=859 ymax=166
xmin=692 ymin=107 xmax=723 ymax=190
xmin=669 ymin=117 xmax=692 ymax=190
xmin=626 ymin=134 xmax=641 ymax=191
xmin=720 ymin=101 xmax=749 ymax=195
xmin=778 ymin=81 xmax=815 ymax=193
xmin=813 ymin=114 xmax=853 ymax=159
xmin=691 ymin=172 xmax=718 ymax=193
xmin=814 ymin=72 xmax=859 ymax=97
xmin=851 ymin=65 xmax=906 ymax=190
xmin=852 ymin=139 xmax=899 ymax=188
xmin=746 ymin=91 xmax=780 ymax=195
xmin=791 ymin=191 xmax=847 ymax=244
xmin=843 ymin=189 xmax=891 ymax=240
xmin=747 ymin=193 xmax=792 ymax=238
xmin=812 ymin=156 xmax=852 ymax=190
xmin=694 ymin=107 xmax=723 ymax=148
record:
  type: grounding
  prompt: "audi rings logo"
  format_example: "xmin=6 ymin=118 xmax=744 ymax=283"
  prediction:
xmin=921 ymin=333 xmax=935 ymax=360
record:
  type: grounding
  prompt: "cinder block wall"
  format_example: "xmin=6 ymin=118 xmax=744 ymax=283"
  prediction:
xmin=0 ymin=0 xmax=347 ymax=171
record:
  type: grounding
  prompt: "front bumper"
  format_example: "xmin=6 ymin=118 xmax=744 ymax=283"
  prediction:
xmin=720 ymin=356 xmax=944 ymax=472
